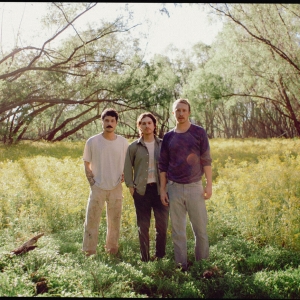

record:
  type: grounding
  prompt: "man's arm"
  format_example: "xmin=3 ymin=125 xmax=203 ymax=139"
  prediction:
xmin=84 ymin=161 xmax=95 ymax=187
xmin=159 ymin=171 xmax=169 ymax=206
xmin=122 ymin=139 xmax=130 ymax=184
xmin=203 ymin=165 xmax=212 ymax=200
xmin=123 ymin=145 xmax=135 ymax=195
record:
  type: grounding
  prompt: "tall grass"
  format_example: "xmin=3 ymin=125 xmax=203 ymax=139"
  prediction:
xmin=209 ymin=138 xmax=300 ymax=251
xmin=0 ymin=138 xmax=300 ymax=297
xmin=0 ymin=141 xmax=87 ymax=236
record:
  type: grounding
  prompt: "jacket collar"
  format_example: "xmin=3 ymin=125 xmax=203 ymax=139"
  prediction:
xmin=137 ymin=135 xmax=160 ymax=146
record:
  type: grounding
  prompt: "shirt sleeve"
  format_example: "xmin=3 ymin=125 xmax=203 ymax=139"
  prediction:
xmin=199 ymin=130 xmax=212 ymax=167
xmin=158 ymin=133 xmax=170 ymax=173
xmin=82 ymin=139 xmax=91 ymax=162
xmin=123 ymin=143 xmax=135 ymax=187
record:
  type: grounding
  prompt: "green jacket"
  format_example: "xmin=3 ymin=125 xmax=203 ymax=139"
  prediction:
xmin=123 ymin=135 xmax=162 ymax=196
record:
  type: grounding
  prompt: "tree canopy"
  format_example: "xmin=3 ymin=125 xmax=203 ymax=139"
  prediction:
xmin=1 ymin=3 xmax=299 ymax=144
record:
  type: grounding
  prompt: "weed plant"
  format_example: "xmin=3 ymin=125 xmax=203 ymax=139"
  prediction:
xmin=0 ymin=138 xmax=300 ymax=298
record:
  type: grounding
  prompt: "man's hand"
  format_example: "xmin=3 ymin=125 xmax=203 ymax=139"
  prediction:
xmin=159 ymin=172 xmax=169 ymax=206
xmin=160 ymin=190 xmax=169 ymax=207
xmin=129 ymin=187 xmax=134 ymax=196
xmin=203 ymin=184 xmax=212 ymax=200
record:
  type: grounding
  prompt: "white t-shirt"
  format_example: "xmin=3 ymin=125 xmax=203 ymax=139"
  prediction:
xmin=83 ymin=133 xmax=129 ymax=190
xmin=144 ymin=140 xmax=156 ymax=184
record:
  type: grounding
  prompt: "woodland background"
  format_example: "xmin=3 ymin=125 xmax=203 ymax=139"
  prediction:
xmin=1 ymin=3 xmax=300 ymax=144
xmin=1 ymin=3 xmax=300 ymax=298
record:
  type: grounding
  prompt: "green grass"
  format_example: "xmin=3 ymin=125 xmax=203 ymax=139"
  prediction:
xmin=1 ymin=138 xmax=300 ymax=297
xmin=1 ymin=230 xmax=300 ymax=298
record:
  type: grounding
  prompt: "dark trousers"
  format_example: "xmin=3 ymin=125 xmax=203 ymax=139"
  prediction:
xmin=133 ymin=183 xmax=169 ymax=262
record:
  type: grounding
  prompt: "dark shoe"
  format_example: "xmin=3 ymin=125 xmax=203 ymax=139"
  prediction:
xmin=150 ymin=255 xmax=163 ymax=261
xmin=176 ymin=263 xmax=188 ymax=272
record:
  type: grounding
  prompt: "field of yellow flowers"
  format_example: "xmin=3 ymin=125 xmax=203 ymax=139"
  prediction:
xmin=210 ymin=138 xmax=300 ymax=251
xmin=0 ymin=138 xmax=299 ymax=297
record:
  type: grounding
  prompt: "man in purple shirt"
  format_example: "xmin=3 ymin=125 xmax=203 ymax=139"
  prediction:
xmin=159 ymin=98 xmax=212 ymax=272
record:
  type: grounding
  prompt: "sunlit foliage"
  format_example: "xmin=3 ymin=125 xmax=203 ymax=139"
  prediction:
xmin=0 ymin=138 xmax=299 ymax=297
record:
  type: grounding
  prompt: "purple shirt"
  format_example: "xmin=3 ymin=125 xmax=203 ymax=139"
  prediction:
xmin=159 ymin=124 xmax=212 ymax=184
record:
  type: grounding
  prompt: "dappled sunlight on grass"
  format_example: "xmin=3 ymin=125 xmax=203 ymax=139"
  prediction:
xmin=0 ymin=138 xmax=300 ymax=297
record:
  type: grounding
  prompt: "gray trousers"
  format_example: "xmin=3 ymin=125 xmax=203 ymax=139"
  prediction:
xmin=168 ymin=180 xmax=209 ymax=269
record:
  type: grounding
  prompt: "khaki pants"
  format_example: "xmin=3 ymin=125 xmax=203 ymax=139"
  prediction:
xmin=82 ymin=182 xmax=123 ymax=255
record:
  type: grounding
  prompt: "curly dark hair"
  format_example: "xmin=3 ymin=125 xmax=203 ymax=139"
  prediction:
xmin=101 ymin=108 xmax=119 ymax=122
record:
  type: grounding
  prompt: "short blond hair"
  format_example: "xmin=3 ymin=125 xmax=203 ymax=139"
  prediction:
xmin=172 ymin=99 xmax=191 ymax=112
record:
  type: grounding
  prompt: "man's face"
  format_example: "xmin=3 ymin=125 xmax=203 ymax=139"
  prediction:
xmin=139 ymin=116 xmax=155 ymax=137
xmin=173 ymin=102 xmax=190 ymax=124
xmin=102 ymin=116 xmax=117 ymax=133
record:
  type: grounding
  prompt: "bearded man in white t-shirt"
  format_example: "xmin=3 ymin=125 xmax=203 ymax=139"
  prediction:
xmin=124 ymin=112 xmax=169 ymax=262
xmin=82 ymin=108 xmax=129 ymax=256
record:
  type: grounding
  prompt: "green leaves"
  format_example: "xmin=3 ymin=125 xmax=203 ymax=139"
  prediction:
xmin=1 ymin=139 xmax=300 ymax=297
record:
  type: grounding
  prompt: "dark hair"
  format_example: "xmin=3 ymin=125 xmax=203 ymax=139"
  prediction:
xmin=172 ymin=98 xmax=191 ymax=112
xmin=137 ymin=112 xmax=157 ymax=136
xmin=101 ymin=108 xmax=119 ymax=122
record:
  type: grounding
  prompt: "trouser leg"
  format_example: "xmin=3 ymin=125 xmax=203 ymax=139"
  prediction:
xmin=134 ymin=190 xmax=151 ymax=262
xmin=168 ymin=182 xmax=188 ymax=269
xmin=151 ymin=185 xmax=169 ymax=258
xmin=185 ymin=181 xmax=209 ymax=260
xmin=105 ymin=182 xmax=123 ymax=254
xmin=82 ymin=185 xmax=105 ymax=254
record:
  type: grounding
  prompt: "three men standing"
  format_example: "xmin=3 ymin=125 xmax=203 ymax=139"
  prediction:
xmin=82 ymin=108 xmax=129 ymax=256
xmin=81 ymin=100 xmax=212 ymax=271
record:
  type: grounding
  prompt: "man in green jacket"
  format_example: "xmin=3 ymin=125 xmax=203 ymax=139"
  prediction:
xmin=124 ymin=112 xmax=169 ymax=262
